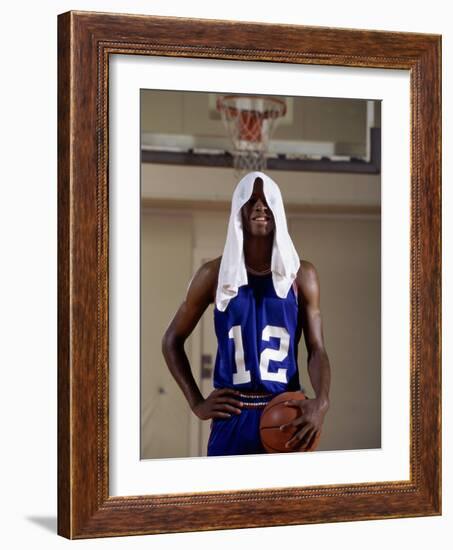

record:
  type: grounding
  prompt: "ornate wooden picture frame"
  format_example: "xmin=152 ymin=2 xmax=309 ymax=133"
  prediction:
xmin=57 ymin=10 xmax=441 ymax=539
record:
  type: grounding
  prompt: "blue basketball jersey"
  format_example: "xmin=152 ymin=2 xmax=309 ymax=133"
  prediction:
xmin=213 ymin=270 xmax=301 ymax=394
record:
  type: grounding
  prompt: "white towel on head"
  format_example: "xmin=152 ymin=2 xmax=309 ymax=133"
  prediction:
xmin=215 ymin=171 xmax=301 ymax=312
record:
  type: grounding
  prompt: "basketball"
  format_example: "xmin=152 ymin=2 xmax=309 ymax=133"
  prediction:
xmin=259 ymin=391 xmax=321 ymax=453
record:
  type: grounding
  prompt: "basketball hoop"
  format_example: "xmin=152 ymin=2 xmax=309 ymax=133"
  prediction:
xmin=217 ymin=95 xmax=286 ymax=177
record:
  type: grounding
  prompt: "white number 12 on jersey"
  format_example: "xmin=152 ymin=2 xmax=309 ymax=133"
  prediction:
xmin=228 ymin=324 xmax=290 ymax=384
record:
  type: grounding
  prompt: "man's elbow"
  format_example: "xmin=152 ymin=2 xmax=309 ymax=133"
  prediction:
xmin=161 ymin=330 xmax=172 ymax=358
xmin=308 ymin=346 xmax=329 ymax=362
xmin=161 ymin=329 xmax=183 ymax=358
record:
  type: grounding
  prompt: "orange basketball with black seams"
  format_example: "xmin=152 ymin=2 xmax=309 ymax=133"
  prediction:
xmin=259 ymin=391 xmax=321 ymax=452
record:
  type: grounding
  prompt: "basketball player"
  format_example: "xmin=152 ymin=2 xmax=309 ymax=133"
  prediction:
xmin=162 ymin=171 xmax=331 ymax=456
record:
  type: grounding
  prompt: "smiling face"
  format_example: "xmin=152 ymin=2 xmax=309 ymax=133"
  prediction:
xmin=241 ymin=177 xmax=275 ymax=237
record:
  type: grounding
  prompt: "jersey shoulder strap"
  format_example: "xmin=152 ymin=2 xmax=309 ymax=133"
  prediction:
xmin=292 ymin=279 xmax=299 ymax=301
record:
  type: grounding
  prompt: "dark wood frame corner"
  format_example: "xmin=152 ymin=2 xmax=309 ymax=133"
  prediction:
xmin=57 ymin=10 xmax=442 ymax=539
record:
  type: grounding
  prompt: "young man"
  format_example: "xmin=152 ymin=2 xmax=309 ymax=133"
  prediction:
xmin=162 ymin=171 xmax=330 ymax=456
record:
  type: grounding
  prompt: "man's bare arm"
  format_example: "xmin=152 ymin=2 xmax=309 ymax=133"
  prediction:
xmin=161 ymin=259 xmax=242 ymax=420
xmin=298 ymin=260 xmax=331 ymax=408
xmin=280 ymin=260 xmax=331 ymax=450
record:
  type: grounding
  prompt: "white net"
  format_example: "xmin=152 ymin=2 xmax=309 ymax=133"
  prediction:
xmin=217 ymin=95 xmax=286 ymax=179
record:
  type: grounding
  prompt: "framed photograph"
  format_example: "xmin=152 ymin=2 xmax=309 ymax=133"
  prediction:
xmin=57 ymin=10 xmax=441 ymax=539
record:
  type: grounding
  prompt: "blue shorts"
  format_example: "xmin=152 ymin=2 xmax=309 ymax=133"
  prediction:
xmin=207 ymin=391 xmax=278 ymax=456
